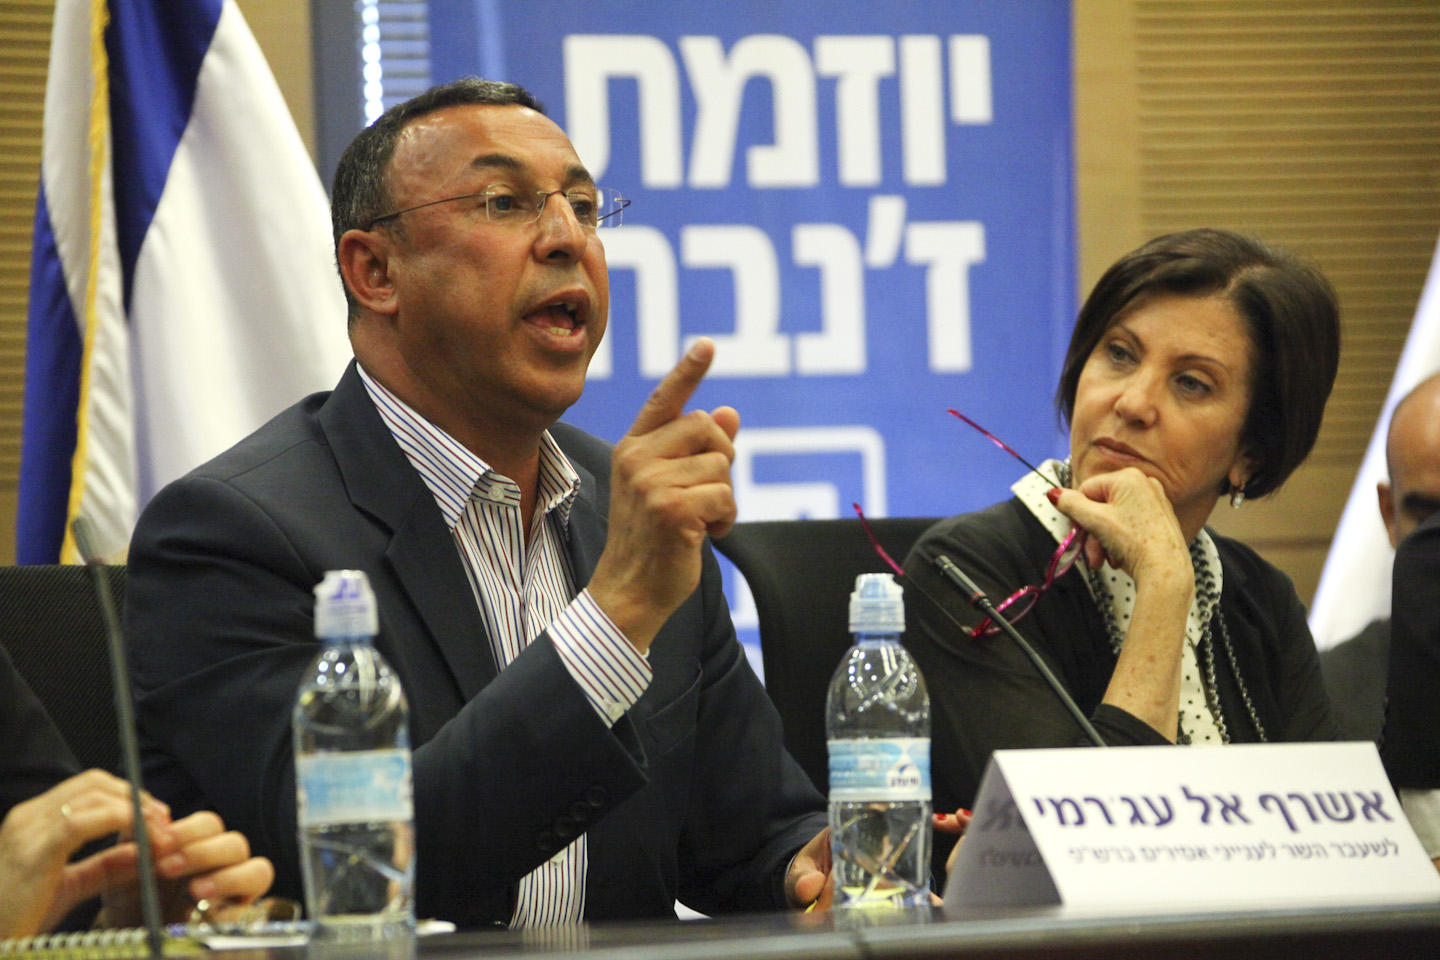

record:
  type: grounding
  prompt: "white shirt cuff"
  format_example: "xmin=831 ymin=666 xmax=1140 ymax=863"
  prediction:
xmin=548 ymin=589 xmax=652 ymax=725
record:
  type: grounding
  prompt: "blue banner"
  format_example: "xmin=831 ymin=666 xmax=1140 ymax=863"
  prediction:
xmin=428 ymin=1 xmax=1074 ymax=657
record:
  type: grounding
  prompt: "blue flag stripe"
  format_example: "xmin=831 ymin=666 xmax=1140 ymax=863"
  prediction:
xmin=105 ymin=0 xmax=221 ymax=313
xmin=18 ymin=183 xmax=84 ymax=564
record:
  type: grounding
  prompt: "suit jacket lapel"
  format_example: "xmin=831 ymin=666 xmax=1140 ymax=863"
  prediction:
xmin=564 ymin=458 xmax=608 ymax=589
xmin=317 ymin=362 xmax=500 ymax=699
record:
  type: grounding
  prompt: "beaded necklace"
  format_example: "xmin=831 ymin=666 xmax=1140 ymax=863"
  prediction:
xmin=1055 ymin=462 xmax=1268 ymax=744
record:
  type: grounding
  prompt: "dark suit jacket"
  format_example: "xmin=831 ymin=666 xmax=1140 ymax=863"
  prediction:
xmin=903 ymin=498 xmax=1337 ymax=874
xmin=1319 ymin=618 xmax=1389 ymax=744
xmin=1382 ymin=511 xmax=1440 ymax=788
xmin=125 ymin=363 xmax=825 ymax=928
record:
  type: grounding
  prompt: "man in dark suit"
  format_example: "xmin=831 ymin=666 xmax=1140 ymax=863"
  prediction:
xmin=125 ymin=78 xmax=830 ymax=928
xmin=1384 ymin=509 xmax=1440 ymax=870
xmin=1320 ymin=370 xmax=1440 ymax=741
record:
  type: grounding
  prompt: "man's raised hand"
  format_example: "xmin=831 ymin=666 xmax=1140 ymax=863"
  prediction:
xmin=587 ymin=338 xmax=739 ymax=652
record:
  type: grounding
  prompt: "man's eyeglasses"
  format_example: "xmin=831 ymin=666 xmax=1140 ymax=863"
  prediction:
xmin=364 ymin=187 xmax=630 ymax=231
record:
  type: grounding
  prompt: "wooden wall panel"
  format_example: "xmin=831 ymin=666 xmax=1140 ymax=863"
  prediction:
xmin=0 ymin=1 xmax=55 ymax=565
xmin=1077 ymin=0 xmax=1440 ymax=604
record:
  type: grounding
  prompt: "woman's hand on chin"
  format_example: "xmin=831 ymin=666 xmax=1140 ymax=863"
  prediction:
xmin=1056 ymin=468 xmax=1194 ymax=739
xmin=1050 ymin=467 xmax=1191 ymax=586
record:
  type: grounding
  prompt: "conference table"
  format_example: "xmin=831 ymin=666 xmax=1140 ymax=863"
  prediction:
xmin=247 ymin=900 xmax=1440 ymax=960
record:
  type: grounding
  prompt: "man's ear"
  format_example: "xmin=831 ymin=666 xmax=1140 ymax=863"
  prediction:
xmin=338 ymin=229 xmax=399 ymax=317
xmin=1378 ymin=480 xmax=1400 ymax=550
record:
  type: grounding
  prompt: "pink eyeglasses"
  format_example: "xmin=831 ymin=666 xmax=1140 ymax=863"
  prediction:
xmin=855 ymin=410 xmax=1087 ymax=639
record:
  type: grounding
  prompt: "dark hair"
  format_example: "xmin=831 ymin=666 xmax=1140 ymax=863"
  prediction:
xmin=329 ymin=77 xmax=546 ymax=317
xmin=1056 ymin=228 xmax=1340 ymax=500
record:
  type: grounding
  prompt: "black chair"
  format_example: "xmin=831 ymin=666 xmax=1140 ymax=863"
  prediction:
xmin=0 ymin=564 xmax=126 ymax=776
xmin=714 ymin=517 xmax=938 ymax=794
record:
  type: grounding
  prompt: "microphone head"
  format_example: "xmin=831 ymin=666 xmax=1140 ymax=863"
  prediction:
xmin=71 ymin=515 xmax=101 ymax=564
xmin=933 ymin=555 xmax=987 ymax=605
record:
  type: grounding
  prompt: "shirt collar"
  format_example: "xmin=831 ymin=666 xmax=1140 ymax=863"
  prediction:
xmin=357 ymin=363 xmax=581 ymax=532
xmin=536 ymin=431 xmax=581 ymax=531
xmin=1011 ymin=459 xmax=1071 ymax=546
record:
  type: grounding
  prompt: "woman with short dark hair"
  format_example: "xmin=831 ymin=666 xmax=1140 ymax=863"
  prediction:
xmin=904 ymin=229 xmax=1341 ymax=871
xmin=1056 ymin=228 xmax=1339 ymax=500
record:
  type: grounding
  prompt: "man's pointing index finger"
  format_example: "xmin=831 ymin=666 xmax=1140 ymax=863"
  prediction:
xmin=627 ymin=337 xmax=716 ymax=438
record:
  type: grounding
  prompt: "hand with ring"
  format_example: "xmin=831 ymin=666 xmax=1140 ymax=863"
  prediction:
xmin=0 ymin=769 xmax=273 ymax=938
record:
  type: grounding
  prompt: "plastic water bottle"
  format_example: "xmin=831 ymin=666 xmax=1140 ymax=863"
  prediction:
xmin=294 ymin=570 xmax=416 ymax=939
xmin=826 ymin=572 xmax=931 ymax=908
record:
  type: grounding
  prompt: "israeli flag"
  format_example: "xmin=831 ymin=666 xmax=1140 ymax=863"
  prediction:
xmin=19 ymin=0 xmax=350 ymax=564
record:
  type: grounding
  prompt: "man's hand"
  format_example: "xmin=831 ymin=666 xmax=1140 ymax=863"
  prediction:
xmin=588 ymin=338 xmax=739 ymax=652
xmin=935 ymin=808 xmax=973 ymax=879
xmin=785 ymin=827 xmax=833 ymax=911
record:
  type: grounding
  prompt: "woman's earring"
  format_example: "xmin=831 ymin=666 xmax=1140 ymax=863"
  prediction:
xmin=1230 ymin=485 xmax=1246 ymax=509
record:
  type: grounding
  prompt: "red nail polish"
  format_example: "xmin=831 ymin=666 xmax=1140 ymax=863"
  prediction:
xmin=1046 ymin=488 xmax=1061 ymax=505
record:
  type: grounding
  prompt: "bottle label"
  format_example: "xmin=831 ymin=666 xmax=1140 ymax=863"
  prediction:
xmin=296 ymin=749 xmax=414 ymax=826
xmin=827 ymin=738 xmax=931 ymax=802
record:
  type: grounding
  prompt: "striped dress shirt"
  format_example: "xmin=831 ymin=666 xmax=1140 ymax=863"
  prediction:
xmin=358 ymin=365 xmax=652 ymax=925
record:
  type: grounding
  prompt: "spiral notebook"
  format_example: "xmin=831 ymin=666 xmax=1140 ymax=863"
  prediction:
xmin=0 ymin=929 xmax=201 ymax=958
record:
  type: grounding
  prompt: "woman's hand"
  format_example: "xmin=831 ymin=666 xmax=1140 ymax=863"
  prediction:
xmin=0 ymin=769 xmax=275 ymax=939
xmin=0 ymin=769 xmax=170 ymax=938
xmin=99 ymin=810 xmax=275 ymax=929
xmin=1050 ymin=467 xmax=1191 ymax=586
xmin=1050 ymin=467 xmax=1195 ymax=741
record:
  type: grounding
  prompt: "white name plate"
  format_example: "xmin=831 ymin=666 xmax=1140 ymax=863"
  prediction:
xmin=944 ymin=742 xmax=1440 ymax=912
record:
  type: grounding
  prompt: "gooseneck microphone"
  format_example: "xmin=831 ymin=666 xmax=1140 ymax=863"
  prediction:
xmin=71 ymin=517 xmax=165 ymax=959
xmin=932 ymin=554 xmax=1107 ymax=749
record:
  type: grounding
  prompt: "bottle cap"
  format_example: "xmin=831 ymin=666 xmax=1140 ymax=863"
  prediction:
xmin=314 ymin=569 xmax=378 ymax=639
xmin=849 ymin=572 xmax=904 ymax=633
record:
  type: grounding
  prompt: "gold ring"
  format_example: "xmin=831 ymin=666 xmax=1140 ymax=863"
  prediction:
xmin=59 ymin=803 xmax=73 ymax=820
xmin=188 ymin=898 xmax=215 ymax=927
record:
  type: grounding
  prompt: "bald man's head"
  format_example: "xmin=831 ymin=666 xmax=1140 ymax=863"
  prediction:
xmin=1380 ymin=371 xmax=1440 ymax=548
